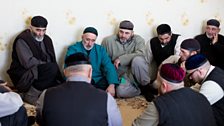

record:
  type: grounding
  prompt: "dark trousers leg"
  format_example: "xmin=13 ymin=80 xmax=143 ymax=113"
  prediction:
xmin=92 ymin=77 xmax=109 ymax=90
xmin=32 ymin=62 xmax=63 ymax=91
xmin=0 ymin=106 xmax=28 ymax=126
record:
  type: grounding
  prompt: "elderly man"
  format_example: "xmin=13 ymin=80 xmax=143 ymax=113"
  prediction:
xmin=7 ymin=16 xmax=63 ymax=105
xmin=185 ymin=54 xmax=224 ymax=126
xmin=102 ymin=20 xmax=145 ymax=98
xmin=65 ymin=27 xmax=119 ymax=96
xmin=195 ymin=19 xmax=224 ymax=70
xmin=132 ymin=24 xmax=183 ymax=101
xmin=36 ymin=53 xmax=122 ymax=126
xmin=133 ymin=63 xmax=216 ymax=126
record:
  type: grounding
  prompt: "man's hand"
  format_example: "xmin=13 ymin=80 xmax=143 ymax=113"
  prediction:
xmin=212 ymin=33 xmax=218 ymax=44
xmin=106 ymin=84 xmax=115 ymax=97
xmin=114 ymin=58 xmax=120 ymax=69
xmin=0 ymin=82 xmax=12 ymax=92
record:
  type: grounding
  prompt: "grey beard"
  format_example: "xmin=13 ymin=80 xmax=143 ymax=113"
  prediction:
xmin=35 ymin=36 xmax=44 ymax=42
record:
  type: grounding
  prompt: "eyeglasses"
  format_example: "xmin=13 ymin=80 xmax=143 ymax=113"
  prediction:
xmin=187 ymin=69 xmax=198 ymax=79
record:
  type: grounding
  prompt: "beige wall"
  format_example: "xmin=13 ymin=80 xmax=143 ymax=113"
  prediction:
xmin=0 ymin=0 xmax=223 ymax=82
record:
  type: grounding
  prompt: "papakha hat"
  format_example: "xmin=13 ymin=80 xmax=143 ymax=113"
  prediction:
xmin=31 ymin=16 xmax=48 ymax=28
xmin=160 ymin=63 xmax=185 ymax=83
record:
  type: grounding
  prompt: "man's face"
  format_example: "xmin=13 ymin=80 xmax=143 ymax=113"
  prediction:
xmin=205 ymin=25 xmax=220 ymax=39
xmin=187 ymin=69 xmax=202 ymax=83
xmin=82 ymin=33 xmax=97 ymax=50
xmin=118 ymin=29 xmax=133 ymax=43
xmin=30 ymin=26 xmax=46 ymax=41
xmin=179 ymin=48 xmax=192 ymax=62
xmin=158 ymin=33 xmax=172 ymax=45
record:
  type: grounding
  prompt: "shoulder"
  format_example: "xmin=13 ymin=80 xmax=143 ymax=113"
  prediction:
xmin=68 ymin=41 xmax=81 ymax=48
xmin=133 ymin=34 xmax=145 ymax=41
xmin=103 ymin=35 xmax=117 ymax=42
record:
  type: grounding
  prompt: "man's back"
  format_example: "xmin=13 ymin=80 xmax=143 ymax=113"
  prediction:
xmin=154 ymin=88 xmax=216 ymax=126
xmin=42 ymin=81 xmax=108 ymax=126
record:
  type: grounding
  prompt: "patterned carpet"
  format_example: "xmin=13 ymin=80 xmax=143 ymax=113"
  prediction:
xmin=25 ymin=96 xmax=148 ymax=126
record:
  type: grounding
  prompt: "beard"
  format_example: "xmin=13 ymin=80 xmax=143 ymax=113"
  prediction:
xmin=31 ymin=32 xmax=44 ymax=42
xmin=82 ymin=41 xmax=93 ymax=51
xmin=34 ymin=36 xmax=44 ymax=41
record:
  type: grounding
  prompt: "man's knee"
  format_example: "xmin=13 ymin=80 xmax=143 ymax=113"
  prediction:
xmin=116 ymin=82 xmax=141 ymax=98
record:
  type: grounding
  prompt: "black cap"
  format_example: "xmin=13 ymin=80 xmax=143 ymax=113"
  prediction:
xmin=65 ymin=53 xmax=90 ymax=68
xmin=185 ymin=54 xmax=208 ymax=70
xmin=207 ymin=19 xmax=220 ymax=27
xmin=180 ymin=39 xmax=200 ymax=51
xmin=157 ymin=24 xmax=171 ymax=35
xmin=119 ymin=20 xmax=134 ymax=30
xmin=31 ymin=16 xmax=48 ymax=28
xmin=83 ymin=27 xmax=98 ymax=36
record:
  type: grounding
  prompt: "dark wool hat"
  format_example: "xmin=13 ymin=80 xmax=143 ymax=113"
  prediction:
xmin=207 ymin=19 xmax=220 ymax=27
xmin=83 ymin=27 xmax=98 ymax=36
xmin=31 ymin=16 xmax=48 ymax=28
xmin=160 ymin=63 xmax=185 ymax=83
xmin=185 ymin=54 xmax=208 ymax=70
xmin=157 ymin=24 xmax=171 ymax=35
xmin=65 ymin=52 xmax=90 ymax=68
xmin=119 ymin=20 xmax=134 ymax=30
xmin=180 ymin=39 xmax=200 ymax=51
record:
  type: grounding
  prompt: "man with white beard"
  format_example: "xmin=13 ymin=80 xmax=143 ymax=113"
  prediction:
xmin=7 ymin=16 xmax=63 ymax=105
xmin=65 ymin=27 xmax=119 ymax=97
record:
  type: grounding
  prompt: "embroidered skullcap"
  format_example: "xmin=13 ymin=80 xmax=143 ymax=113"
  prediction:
xmin=160 ymin=63 xmax=185 ymax=83
xmin=157 ymin=24 xmax=171 ymax=35
xmin=119 ymin=20 xmax=134 ymax=30
xmin=65 ymin=52 xmax=90 ymax=68
xmin=83 ymin=27 xmax=98 ymax=36
xmin=207 ymin=19 xmax=220 ymax=27
xmin=185 ymin=54 xmax=208 ymax=70
xmin=180 ymin=39 xmax=200 ymax=51
xmin=31 ymin=16 xmax=48 ymax=28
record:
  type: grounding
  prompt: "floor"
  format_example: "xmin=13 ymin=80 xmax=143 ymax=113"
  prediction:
xmin=25 ymin=96 xmax=148 ymax=126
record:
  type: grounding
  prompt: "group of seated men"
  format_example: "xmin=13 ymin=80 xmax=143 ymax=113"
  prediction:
xmin=1 ymin=15 xmax=224 ymax=126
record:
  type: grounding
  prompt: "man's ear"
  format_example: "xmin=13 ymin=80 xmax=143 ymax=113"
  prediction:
xmin=190 ymin=51 xmax=197 ymax=56
xmin=161 ymin=81 xmax=168 ymax=94
xmin=218 ymin=28 xmax=221 ymax=33
xmin=88 ymin=66 xmax=92 ymax=79
xmin=63 ymin=69 xmax=67 ymax=77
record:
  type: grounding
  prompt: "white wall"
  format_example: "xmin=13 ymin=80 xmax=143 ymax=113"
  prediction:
xmin=0 ymin=0 xmax=224 ymax=82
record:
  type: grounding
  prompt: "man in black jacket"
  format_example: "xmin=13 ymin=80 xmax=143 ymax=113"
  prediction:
xmin=36 ymin=53 xmax=122 ymax=126
xmin=133 ymin=63 xmax=216 ymax=126
xmin=195 ymin=19 xmax=224 ymax=70
xmin=7 ymin=16 xmax=63 ymax=105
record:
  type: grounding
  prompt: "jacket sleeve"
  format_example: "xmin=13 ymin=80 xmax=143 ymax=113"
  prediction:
xmin=132 ymin=102 xmax=159 ymax=126
xmin=101 ymin=47 xmax=119 ymax=85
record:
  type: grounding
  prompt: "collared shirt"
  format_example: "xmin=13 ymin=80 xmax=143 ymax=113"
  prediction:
xmin=0 ymin=92 xmax=23 ymax=118
xmin=36 ymin=76 xmax=122 ymax=126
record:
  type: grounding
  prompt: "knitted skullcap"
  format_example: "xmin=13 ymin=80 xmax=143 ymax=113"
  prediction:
xmin=119 ymin=20 xmax=134 ymax=30
xmin=207 ymin=19 xmax=220 ymax=27
xmin=65 ymin=52 xmax=90 ymax=68
xmin=180 ymin=39 xmax=200 ymax=51
xmin=185 ymin=54 xmax=208 ymax=70
xmin=31 ymin=16 xmax=48 ymax=28
xmin=83 ymin=27 xmax=98 ymax=36
xmin=160 ymin=63 xmax=185 ymax=83
xmin=157 ymin=24 xmax=171 ymax=35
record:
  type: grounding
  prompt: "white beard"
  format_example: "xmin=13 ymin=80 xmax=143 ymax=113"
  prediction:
xmin=35 ymin=36 xmax=44 ymax=42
